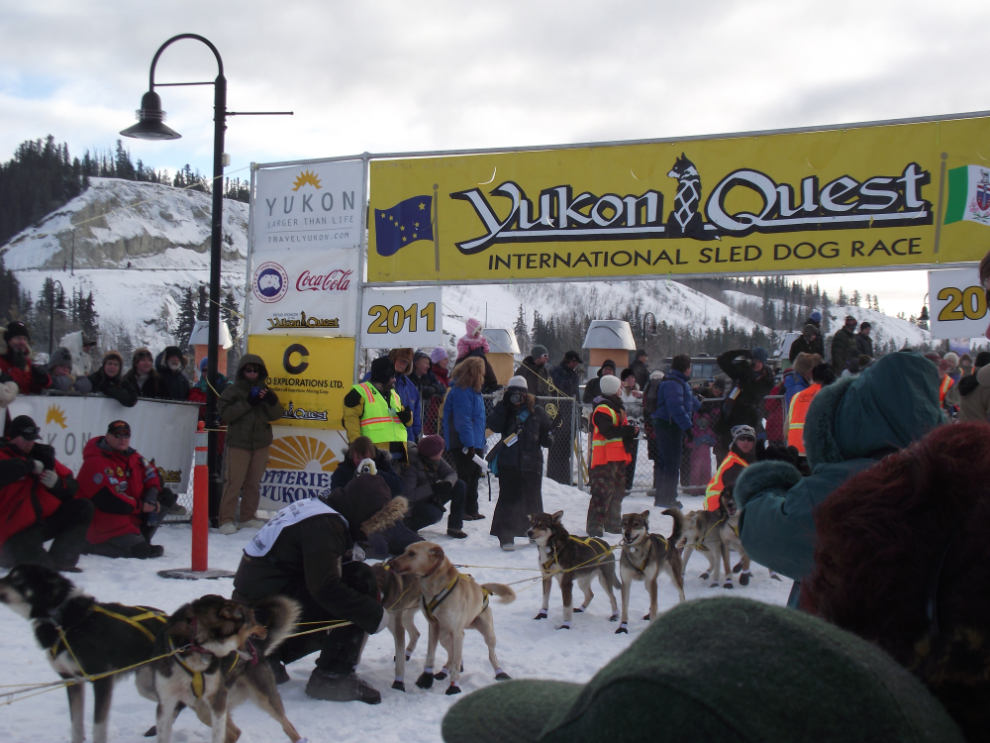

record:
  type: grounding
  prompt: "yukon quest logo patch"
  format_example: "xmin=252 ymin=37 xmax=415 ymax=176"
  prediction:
xmin=253 ymin=261 xmax=289 ymax=303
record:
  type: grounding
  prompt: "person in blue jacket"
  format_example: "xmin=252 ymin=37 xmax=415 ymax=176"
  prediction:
xmin=651 ymin=354 xmax=701 ymax=509
xmin=361 ymin=348 xmax=421 ymax=442
xmin=734 ymin=351 xmax=943 ymax=608
xmin=443 ymin=356 xmax=487 ymax=520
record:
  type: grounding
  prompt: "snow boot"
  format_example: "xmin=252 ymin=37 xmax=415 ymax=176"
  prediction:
xmin=305 ymin=668 xmax=381 ymax=704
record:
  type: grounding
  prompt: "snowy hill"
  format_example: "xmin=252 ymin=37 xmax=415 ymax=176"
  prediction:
xmin=722 ymin=289 xmax=931 ymax=352
xmin=2 ymin=178 xmax=249 ymax=353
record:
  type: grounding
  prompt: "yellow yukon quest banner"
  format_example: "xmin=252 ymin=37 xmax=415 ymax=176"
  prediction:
xmin=247 ymin=335 xmax=355 ymax=429
xmin=368 ymin=114 xmax=990 ymax=282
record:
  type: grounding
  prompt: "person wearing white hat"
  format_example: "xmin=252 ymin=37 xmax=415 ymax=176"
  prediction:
xmin=586 ymin=373 xmax=638 ymax=536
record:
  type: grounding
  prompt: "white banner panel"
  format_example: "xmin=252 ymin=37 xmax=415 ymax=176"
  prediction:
xmin=928 ymin=268 xmax=988 ymax=339
xmin=248 ymin=247 xmax=359 ymax=337
xmin=360 ymin=287 xmax=443 ymax=348
xmin=252 ymin=160 xmax=364 ymax=253
xmin=7 ymin=396 xmax=200 ymax=493
xmin=258 ymin=426 xmax=349 ymax=511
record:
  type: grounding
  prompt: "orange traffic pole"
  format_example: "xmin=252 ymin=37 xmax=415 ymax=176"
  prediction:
xmin=192 ymin=420 xmax=209 ymax=572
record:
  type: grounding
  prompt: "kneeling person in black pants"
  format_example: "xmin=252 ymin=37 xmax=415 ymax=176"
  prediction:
xmin=401 ymin=435 xmax=467 ymax=539
xmin=0 ymin=415 xmax=92 ymax=572
xmin=232 ymin=473 xmax=408 ymax=704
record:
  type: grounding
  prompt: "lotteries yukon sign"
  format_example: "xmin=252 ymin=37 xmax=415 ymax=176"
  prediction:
xmin=368 ymin=113 xmax=990 ymax=282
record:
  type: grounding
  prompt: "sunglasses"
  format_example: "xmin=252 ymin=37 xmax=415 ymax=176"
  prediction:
xmin=243 ymin=366 xmax=261 ymax=373
xmin=109 ymin=431 xmax=131 ymax=439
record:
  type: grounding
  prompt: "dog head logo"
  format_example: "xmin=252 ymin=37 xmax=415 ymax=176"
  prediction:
xmin=253 ymin=261 xmax=289 ymax=303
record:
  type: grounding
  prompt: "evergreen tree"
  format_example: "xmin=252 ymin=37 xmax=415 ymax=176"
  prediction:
xmin=175 ymin=286 xmax=197 ymax=348
xmin=221 ymin=291 xmax=241 ymax=338
xmin=850 ymin=290 xmax=861 ymax=307
xmin=513 ymin=304 xmax=529 ymax=351
xmin=837 ymin=287 xmax=848 ymax=306
xmin=0 ymin=252 xmax=22 ymax=324
xmin=196 ymin=285 xmax=209 ymax=321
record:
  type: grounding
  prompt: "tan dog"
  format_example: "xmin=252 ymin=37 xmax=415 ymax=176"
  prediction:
xmin=372 ymin=562 xmax=422 ymax=692
xmin=153 ymin=594 xmax=303 ymax=743
xmin=616 ymin=509 xmax=686 ymax=634
xmin=389 ymin=542 xmax=515 ymax=695
xmin=678 ymin=508 xmax=734 ymax=589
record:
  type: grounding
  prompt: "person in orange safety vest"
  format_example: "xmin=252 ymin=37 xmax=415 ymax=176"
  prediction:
xmin=787 ymin=363 xmax=834 ymax=455
xmin=703 ymin=425 xmax=756 ymax=512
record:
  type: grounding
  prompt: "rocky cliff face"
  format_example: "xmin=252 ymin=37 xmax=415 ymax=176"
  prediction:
xmin=2 ymin=177 xmax=248 ymax=270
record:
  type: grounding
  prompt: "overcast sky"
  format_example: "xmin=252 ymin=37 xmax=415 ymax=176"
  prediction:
xmin=3 ymin=0 xmax=988 ymax=318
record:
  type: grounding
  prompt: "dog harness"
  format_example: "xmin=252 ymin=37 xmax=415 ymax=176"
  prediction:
xmin=542 ymin=535 xmax=611 ymax=572
xmin=625 ymin=534 xmax=669 ymax=575
xmin=168 ymin=634 xmax=240 ymax=700
xmin=49 ymin=605 xmax=166 ymax=660
xmin=420 ymin=574 xmax=490 ymax=622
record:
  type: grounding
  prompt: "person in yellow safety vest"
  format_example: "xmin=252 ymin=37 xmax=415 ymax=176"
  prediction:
xmin=787 ymin=362 xmax=832 ymax=455
xmin=704 ymin=425 xmax=756 ymax=511
xmin=937 ymin=359 xmax=955 ymax=406
xmin=342 ymin=356 xmax=412 ymax=462
xmin=586 ymin=374 xmax=637 ymax=537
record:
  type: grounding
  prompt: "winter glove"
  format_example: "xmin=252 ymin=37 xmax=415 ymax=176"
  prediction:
xmin=31 ymin=459 xmax=45 ymax=475
xmin=30 ymin=364 xmax=48 ymax=387
xmin=248 ymin=387 xmax=263 ymax=406
xmin=759 ymin=444 xmax=801 ymax=468
xmin=357 ymin=458 xmax=378 ymax=476
xmin=397 ymin=408 xmax=412 ymax=424
xmin=8 ymin=349 xmax=27 ymax=371
xmin=463 ymin=447 xmax=477 ymax=459
xmin=39 ymin=470 xmax=59 ymax=489
xmin=264 ymin=389 xmax=279 ymax=405
xmin=433 ymin=480 xmax=454 ymax=494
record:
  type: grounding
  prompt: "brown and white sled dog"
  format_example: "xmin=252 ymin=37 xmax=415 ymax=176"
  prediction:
xmin=152 ymin=594 xmax=304 ymax=743
xmin=679 ymin=502 xmax=735 ymax=589
xmin=389 ymin=542 xmax=514 ymax=695
xmin=616 ymin=509 xmax=686 ymax=634
xmin=0 ymin=564 xmax=163 ymax=743
xmin=372 ymin=561 xmax=422 ymax=692
xmin=527 ymin=511 xmax=621 ymax=628
xmin=717 ymin=490 xmax=754 ymax=585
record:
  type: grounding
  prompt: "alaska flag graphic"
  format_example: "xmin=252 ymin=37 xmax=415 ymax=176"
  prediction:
xmin=375 ymin=195 xmax=434 ymax=256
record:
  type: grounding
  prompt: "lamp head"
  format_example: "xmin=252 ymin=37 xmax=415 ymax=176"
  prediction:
xmin=120 ymin=90 xmax=181 ymax=140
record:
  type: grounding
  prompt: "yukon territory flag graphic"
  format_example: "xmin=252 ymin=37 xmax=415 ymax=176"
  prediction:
xmin=375 ymin=195 xmax=434 ymax=256
xmin=945 ymin=165 xmax=990 ymax=225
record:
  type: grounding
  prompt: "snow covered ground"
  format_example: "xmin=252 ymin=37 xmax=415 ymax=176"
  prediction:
xmin=0 ymin=479 xmax=789 ymax=743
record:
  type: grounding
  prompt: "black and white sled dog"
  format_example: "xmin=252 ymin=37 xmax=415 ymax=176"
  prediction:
xmin=615 ymin=509 xmax=686 ymax=634
xmin=0 ymin=563 xmax=165 ymax=743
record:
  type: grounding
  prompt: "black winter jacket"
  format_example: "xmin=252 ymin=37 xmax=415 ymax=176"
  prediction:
xmin=487 ymin=395 xmax=553 ymax=473
xmin=717 ymin=349 xmax=775 ymax=429
xmin=401 ymin=444 xmax=458 ymax=505
xmin=86 ymin=370 xmax=137 ymax=407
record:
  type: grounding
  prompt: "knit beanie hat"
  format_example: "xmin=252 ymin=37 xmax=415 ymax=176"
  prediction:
xmin=370 ymin=356 xmax=396 ymax=384
xmin=418 ymin=435 xmax=445 ymax=459
xmin=507 ymin=375 xmax=529 ymax=390
xmin=3 ymin=321 xmax=29 ymax=342
xmin=942 ymin=352 xmax=959 ymax=370
xmin=802 ymin=324 xmax=818 ymax=339
xmin=49 ymin=347 xmax=73 ymax=371
xmin=860 ymin=321 xmax=872 ymax=331
xmin=441 ymin=597 xmax=965 ymax=743
xmin=430 ymin=347 xmax=449 ymax=363
xmin=752 ymin=347 xmax=769 ymax=364
xmin=530 ymin=345 xmax=549 ymax=359
xmin=102 ymin=350 xmax=124 ymax=369
xmin=731 ymin=425 xmax=756 ymax=443
xmin=810 ymin=310 xmax=823 ymax=323
xmin=599 ymin=375 xmax=621 ymax=396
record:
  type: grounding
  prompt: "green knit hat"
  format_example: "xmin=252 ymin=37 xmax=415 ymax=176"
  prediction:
xmin=441 ymin=598 xmax=964 ymax=743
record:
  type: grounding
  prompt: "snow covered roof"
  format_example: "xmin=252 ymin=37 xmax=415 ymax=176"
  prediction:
xmin=583 ymin=320 xmax=636 ymax=350
xmin=483 ymin=328 xmax=519 ymax=354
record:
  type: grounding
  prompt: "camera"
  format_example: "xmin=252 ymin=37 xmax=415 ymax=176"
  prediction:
xmin=507 ymin=390 xmax=523 ymax=406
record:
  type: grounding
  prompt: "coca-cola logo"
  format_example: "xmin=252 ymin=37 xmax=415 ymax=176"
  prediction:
xmin=296 ymin=269 xmax=353 ymax=293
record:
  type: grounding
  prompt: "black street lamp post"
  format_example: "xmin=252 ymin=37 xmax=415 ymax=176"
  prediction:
xmin=121 ymin=34 xmax=290 ymax=527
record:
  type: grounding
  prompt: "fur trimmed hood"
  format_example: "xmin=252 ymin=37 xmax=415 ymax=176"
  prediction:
xmin=388 ymin=348 xmax=415 ymax=375
xmin=803 ymin=352 xmax=942 ymax=469
xmin=359 ymin=496 xmax=408 ymax=536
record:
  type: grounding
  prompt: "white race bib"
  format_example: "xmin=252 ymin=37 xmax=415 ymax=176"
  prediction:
xmin=244 ymin=498 xmax=347 ymax=557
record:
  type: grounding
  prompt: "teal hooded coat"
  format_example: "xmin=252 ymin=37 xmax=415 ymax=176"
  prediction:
xmin=734 ymin=352 xmax=943 ymax=607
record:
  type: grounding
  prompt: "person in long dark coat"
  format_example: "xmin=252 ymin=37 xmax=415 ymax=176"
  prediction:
xmin=486 ymin=376 xmax=553 ymax=550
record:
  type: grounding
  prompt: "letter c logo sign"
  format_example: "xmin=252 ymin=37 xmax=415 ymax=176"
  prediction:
xmin=283 ymin=343 xmax=309 ymax=375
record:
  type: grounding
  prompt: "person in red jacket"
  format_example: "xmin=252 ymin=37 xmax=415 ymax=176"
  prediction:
xmin=77 ymin=420 xmax=175 ymax=559
xmin=0 ymin=321 xmax=51 ymax=395
xmin=0 ymin=415 xmax=90 ymax=571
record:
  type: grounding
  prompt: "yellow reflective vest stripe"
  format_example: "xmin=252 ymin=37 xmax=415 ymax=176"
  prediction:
xmin=704 ymin=452 xmax=749 ymax=511
xmin=787 ymin=383 xmax=822 ymax=454
xmin=590 ymin=404 xmax=631 ymax=467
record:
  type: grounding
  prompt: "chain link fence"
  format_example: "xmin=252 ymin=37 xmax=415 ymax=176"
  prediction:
xmin=574 ymin=395 xmax=787 ymax=495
